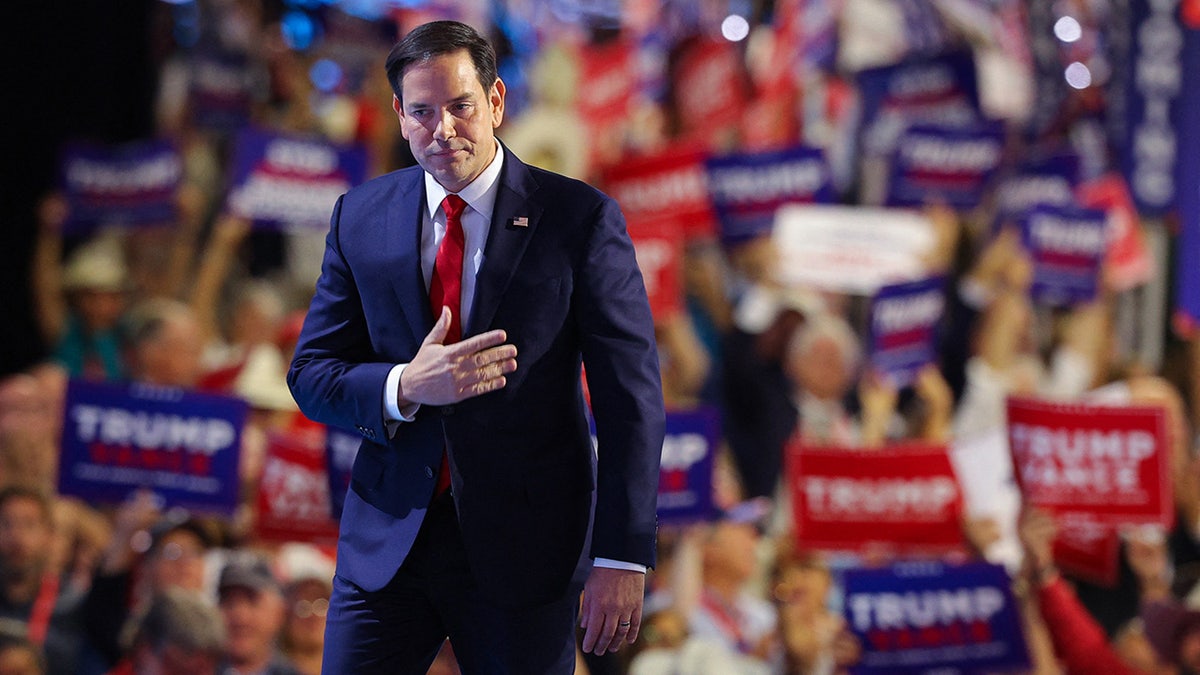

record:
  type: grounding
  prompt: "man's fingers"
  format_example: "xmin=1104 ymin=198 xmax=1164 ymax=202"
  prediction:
xmin=452 ymin=328 xmax=510 ymax=355
xmin=590 ymin=615 xmax=619 ymax=656
xmin=626 ymin=608 xmax=642 ymax=644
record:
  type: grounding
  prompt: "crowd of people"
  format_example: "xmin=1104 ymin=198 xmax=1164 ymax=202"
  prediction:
xmin=3 ymin=0 xmax=1199 ymax=673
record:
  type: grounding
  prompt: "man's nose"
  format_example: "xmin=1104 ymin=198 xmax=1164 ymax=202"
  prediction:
xmin=433 ymin=110 xmax=455 ymax=141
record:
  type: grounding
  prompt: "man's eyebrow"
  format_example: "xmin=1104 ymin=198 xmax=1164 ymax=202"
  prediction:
xmin=406 ymin=93 xmax=475 ymax=110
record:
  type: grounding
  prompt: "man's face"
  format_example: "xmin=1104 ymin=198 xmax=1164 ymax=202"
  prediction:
xmin=0 ymin=498 xmax=51 ymax=580
xmin=219 ymin=586 xmax=286 ymax=666
xmin=146 ymin=530 xmax=207 ymax=593
xmin=393 ymin=49 xmax=505 ymax=193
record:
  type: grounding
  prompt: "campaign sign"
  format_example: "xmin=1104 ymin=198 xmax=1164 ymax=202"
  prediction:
xmin=992 ymin=152 xmax=1079 ymax=229
xmin=773 ymin=204 xmax=937 ymax=295
xmin=1006 ymin=397 xmax=1172 ymax=527
xmin=1052 ymin=515 xmax=1122 ymax=587
xmin=576 ymin=39 xmax=636 ymax=133
xmin=869 ymin=277 xmax=946 ymax=387
xmin=705 ymin=145 xmax=833 ymax=244
xmin=59 ymin=380 xmax=246 ymax=514
xmin=325 ymin=426 xmax=360 ymax=519
xmin=60 ymin=139 xmax=182 ymax=233
xmin=227 ymin=128 xmax=368 ymax=230
xmin=257 ymin=433 xmax=339 ymax=546
xmin=627 ymin=216 xmax=685 ymax=320
xmin=189 ymin=48 xmax=256 ymax=131
xmin=673 ymin=38 xmax=746 ymax=147
xmin=843 ymin=561 xmax=1031 ymax=675
xmin=658 ymin=408 xmax=720 ymax=524
xmin=602 ymin=147 xmax=715 ymax=239
xmin=788 ymin=443 xmax=964 ymax=556
xmin=857 ymin=50 xmax=981 ymax=158
xmin=1020 ymin=206 xmax=1108 ymax=306
xmin=1076 ymin=173 xmax=1152 ymax=292
xmin=887 ymin=122 xmax=1005 ymax=209
xmin=1123 ymin=0 xmax=1187 ymax=215
xmin=1174 ymin=20 xmax=1200 ymax=336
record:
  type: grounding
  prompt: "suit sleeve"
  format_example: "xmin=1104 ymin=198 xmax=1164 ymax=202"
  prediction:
xmin=288 ymin=195 xmax=395 ymax=443
xmin=574 ymin=196 xmax=665 ymax=569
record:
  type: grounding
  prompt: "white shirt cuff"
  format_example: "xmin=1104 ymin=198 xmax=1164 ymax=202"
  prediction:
xmin=594 ymin=558 xmax=647 ymax=574
xmin=385 ymin=364 xmax=420 ymax=422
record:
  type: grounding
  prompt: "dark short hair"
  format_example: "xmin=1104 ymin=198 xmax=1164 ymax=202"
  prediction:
xmin=384 ymin=20 xmax=497 ymax=103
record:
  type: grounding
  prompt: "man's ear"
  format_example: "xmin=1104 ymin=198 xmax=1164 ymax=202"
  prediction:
xmin=490 ymin=78 xmax=506 ymax=128
xmin=393 ymin=95 xmax=408 ymax=140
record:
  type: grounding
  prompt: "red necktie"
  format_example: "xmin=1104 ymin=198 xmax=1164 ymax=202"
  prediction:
xmin=429 ymin=194 xmax=467 ymax=494
xmin=430 ymin=194 xmax=467 ymax=343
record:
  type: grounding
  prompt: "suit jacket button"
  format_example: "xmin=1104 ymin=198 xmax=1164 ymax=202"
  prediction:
xmin=425 ymin=466 xmax=434 ymax=479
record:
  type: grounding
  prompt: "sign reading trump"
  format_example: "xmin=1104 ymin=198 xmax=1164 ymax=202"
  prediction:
xmin=60 ymin=139 xmax=182 ymax=233
xmin=869 ymin=276 xmax=945 ymax=387
xmin=843 ymin=561 xmax=1030 ymax=674
xmin=1006 ymin=397 xmax=1171 ymax=527
xmin=789 ymin=443 xmax=964 ymax=555
xmin=59 ymin=380 xmax=246 ymax=514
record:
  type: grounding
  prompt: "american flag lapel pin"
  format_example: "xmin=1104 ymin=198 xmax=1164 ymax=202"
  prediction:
xmin=510 ymin=216 xmax=529 ymax=228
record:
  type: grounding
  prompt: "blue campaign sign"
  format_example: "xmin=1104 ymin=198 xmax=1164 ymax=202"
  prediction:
xmin=189 ymin=48 xmax=256 ymax=132
xmin=843 ymin=561 xmax=1030 ymax=675
xmin=1173 ymin=20 xmax=1200 ymax=336
xmin=658 ymin=407 xmax=720 ymax=524
xmin=887 ymin=122 xmax=1005 ymax=209
xmin=869 ymin=277 xmax=945 ymax=387
xmin=324 ymin=426 xmax=360 ymax=519
xmin=1021 ymin=205 xmax=1108 ymax=307
xmin=1122 ymin=0 xmax=1188 ymax=215
xmin=58 ymin=380 xmax=247 ymax=515
xmin=992 ymin=151 xmax=1080 ymax=231
xmin=705 ymin=145 xmax=833 ymax=244
xmin=226 ymin=128 xmax=368 ymax=230
xmin=59 ymin=139 xmax=182 ymax=233
xmin=856 ymin=50 xmax=981 ymax=158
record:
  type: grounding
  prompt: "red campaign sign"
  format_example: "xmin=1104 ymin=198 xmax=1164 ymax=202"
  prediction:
xmin=256 ymin=433 xmax=339 ymax=546
xmin=1076 ymin=173 xmax=1153 ymax=292
xmin=627 ymin=215 xmax=684 ymax=320
xmin=602 ymin=147 xmax=716 ymax=239
xmin=1052 ymin=515 xmax=1122 ymax=587
xmin=788 ymin=442 xmax=965 ymax=556
xmin=576 ymin=40 xmax=636 ymax=131
xmin=673 ymin=38 xmax=747 ymax=148
xmin=1006 ymin=397 xmax=1172 ymax=527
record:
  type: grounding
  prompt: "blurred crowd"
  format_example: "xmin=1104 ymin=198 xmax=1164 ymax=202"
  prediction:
xmin=4 ymin=0 xmax=1200 ymax=674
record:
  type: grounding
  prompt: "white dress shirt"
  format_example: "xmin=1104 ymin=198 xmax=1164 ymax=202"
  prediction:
xmin=381 ymin=141 xmax=644 ymax=574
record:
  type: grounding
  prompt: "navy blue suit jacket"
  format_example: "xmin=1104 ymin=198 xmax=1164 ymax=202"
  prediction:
xmin=288 ymin=150 xmax=664 ymax=610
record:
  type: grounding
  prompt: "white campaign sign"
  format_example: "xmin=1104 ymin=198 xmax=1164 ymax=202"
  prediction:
xmin=773 ymin=204 xmax=936 ymax=294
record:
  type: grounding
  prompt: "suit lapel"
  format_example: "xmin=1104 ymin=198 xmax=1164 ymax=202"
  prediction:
xmin=467 ymin=152 xmax=542 ymax=336
xmin=384 ymin=169 xmax=431 ymax=348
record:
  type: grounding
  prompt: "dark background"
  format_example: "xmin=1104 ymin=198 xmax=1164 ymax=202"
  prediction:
xmin=2 ymin=1 xmax=157 ymax=376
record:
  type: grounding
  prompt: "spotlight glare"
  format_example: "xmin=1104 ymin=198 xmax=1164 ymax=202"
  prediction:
xmin=1064 ymin=61 xmax=1092 ymax=89
xmin=721 ymin=15 xmax=750 ymax=42
xmin=1054 ymin=16 xmax=1083 ymax=42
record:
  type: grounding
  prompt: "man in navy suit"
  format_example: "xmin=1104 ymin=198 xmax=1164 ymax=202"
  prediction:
xmin=287 ymin=20 xmax=665 ymax=674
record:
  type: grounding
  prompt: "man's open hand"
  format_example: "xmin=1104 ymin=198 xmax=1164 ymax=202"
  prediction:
xmin=398 ymin=307 xmax=517 ymax=406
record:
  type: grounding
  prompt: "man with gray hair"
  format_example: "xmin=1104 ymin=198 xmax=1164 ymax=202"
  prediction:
xmin=116 ymin=588 xmax=225 ymax=675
